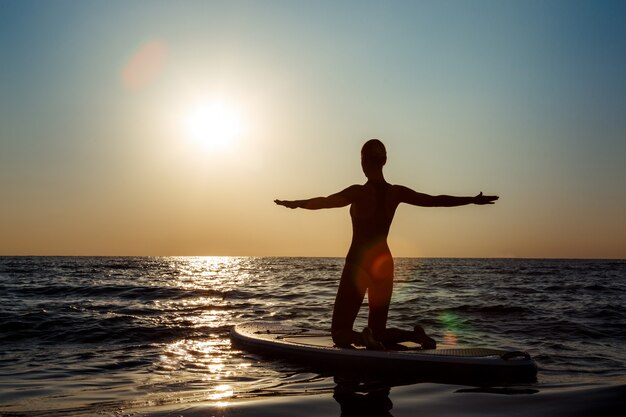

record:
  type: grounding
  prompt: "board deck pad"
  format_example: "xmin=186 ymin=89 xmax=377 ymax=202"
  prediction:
xmin=279 ymin=335 xmax=506 ymax=357
xmin=231 ymin=321 xmax=538 ymax=383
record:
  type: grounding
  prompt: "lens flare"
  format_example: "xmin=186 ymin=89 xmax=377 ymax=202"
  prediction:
xmin=439 ymin=312 xmax=464 ymax=346
xmin=122 ymin=40 xmax=167 ymax=90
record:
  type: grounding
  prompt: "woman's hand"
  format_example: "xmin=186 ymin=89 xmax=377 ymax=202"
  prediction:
xmin=474 ymin=192 xmax=499 ymax=205
xmin=274 ymin=199 xmax=300 ymax=209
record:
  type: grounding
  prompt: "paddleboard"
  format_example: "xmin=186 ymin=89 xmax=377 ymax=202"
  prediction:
xmin=231 ymin=321 xmax=537 ymax=383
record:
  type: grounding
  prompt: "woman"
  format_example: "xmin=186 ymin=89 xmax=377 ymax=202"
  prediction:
xmin=275 ymin=139 xmax=498 ymax=349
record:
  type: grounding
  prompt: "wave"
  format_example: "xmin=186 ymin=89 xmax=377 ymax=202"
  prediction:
xmin=0 ymin=309 xmax=233 ymax=344
xmin=3 ymin=282 xmax=250 ymax=302
xmin=434 ymin=304 xmax=529 ymax=316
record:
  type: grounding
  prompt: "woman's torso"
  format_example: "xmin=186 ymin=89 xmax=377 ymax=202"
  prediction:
xmin=346 ymin=181 xmax=399 ymax=272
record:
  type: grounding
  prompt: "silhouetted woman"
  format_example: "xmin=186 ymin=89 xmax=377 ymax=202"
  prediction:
xmin=275 ymin=139 xmax=498 ymax=349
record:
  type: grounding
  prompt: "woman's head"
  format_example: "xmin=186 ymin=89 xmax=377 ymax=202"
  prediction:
xmin=361 ymin=139 xmax=387 ymax=168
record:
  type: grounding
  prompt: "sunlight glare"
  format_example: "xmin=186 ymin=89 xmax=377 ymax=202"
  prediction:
xmin=184 ymin=101 xmax=244 ymax=150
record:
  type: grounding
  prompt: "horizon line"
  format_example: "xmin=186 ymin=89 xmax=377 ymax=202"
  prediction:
xmin=0 ymin=255 xmax=624 ymax=261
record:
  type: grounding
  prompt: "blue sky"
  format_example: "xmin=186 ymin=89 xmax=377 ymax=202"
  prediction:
xmin=1 ymin=0 xmax=625 ymax=257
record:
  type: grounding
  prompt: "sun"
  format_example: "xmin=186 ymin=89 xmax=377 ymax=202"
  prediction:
xmin=183 ymin=100 xmax=244 ymax=150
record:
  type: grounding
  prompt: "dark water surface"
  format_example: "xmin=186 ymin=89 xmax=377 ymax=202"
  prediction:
xmin=1 ymin=257 xmax=624 ymax=416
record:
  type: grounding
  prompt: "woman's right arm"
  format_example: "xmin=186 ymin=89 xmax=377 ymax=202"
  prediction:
xmin=275 ymin=185 xmax=360 ymax=210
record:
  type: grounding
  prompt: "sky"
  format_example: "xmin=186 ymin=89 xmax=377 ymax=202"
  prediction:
xmin=1 ymin=0 xmax=625 ymax=258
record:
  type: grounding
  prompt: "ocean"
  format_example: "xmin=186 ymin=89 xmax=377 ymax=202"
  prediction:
xmin=0 ymin=257 xmax=624 ymax=416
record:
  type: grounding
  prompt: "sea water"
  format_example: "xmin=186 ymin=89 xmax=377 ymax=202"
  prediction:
xmin=0 ymin=257 xmax=624 ymax=416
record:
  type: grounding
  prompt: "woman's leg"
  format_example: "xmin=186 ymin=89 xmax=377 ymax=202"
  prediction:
xmin=377 ymin=326 xmax=437 ymax=349
xmin=331 ymin=262 xmax=367 ymax=347
xmin=365 ymin=255 xmax=436 ymax=349
xmin=366 ymin=255 xmax=394 ymax=339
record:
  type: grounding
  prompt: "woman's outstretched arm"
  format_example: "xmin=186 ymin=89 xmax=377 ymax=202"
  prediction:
xmin=397 ymin=185 xmax=498 ymax=207
xmin=275 ymin=185 xmax=360 ymax=210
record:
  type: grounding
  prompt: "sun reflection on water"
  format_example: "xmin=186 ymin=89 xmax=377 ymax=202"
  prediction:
xmin=209 ymin=384 xmax=234 ymax=403
xmin=168 ymin=256 xmax=249 ymax=290
xmin=151 ymin=257 xmax=252 ymax=405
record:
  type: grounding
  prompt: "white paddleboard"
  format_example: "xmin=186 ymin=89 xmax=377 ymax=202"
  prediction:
xmin=231 ymin=321 xmax=537 ymax=383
